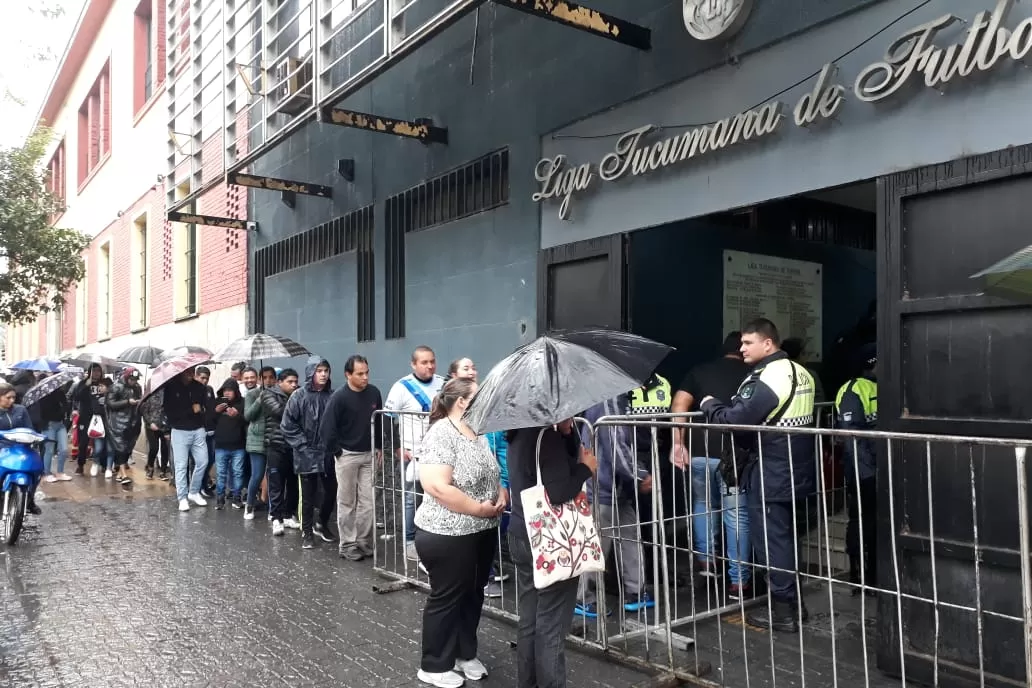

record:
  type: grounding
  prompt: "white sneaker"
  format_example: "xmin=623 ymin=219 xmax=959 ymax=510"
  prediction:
xmin=283 ymin=517 xmax=301 ymax=530
xmin=406 ymin=542 xmax=419 ymax=561
xmin=244 ymin=506 xmax=255 ymax=521
xmin=104 ymin=469 xmax=113 ymax=479
xmin=44 ymin=475 xmax=57 ymax=483
xmin=188 ymin=493 xmax=207 ymax=507
xmin=90 ymin=465 xmax=99 ymax=477
xmin=454 ymin=658 xmax=487 ymax=681
xmin=178 ymin=499 xmax=190 ymax=512
xmin=417 ymin=669 xmax=465 ymax=688
xmin=272 ymin=520 xmax=284 ymax=536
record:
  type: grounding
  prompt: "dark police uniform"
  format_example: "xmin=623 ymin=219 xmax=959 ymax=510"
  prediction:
xmin=835 ymin=375 xmax=877 ymax=590
xmin=700 ymin=350 xmax=815 ymax=623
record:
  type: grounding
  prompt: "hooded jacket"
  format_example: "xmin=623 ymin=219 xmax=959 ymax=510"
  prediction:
xmin=580 ymin=395 xmax=646 ymax=505
xmin=140 ymin=388 xmax=169 ymax=433
xmin=243 ymin=386 xmax=266 ymax=454
xmin=213 ymin=379 xmax=247 ymax=450
xmin=280 ymin=358 xmax=333 ymax=475
xmin=105 ymin=373 xmax=143 ymax=455
xmin=261 ymin=384 xmax=290 ymax=450
xmin=74 ymin=364 xmax=106 ymax=419
xmin=0 ymin=404 xmax=33 ymax=431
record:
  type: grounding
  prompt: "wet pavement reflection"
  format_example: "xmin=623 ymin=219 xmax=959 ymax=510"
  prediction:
xmin=0 ymin=487 xmax=646 ymax=687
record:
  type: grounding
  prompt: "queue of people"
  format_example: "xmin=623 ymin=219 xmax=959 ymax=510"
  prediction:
xmin=4 ymin=321 xmax=876 ymax=688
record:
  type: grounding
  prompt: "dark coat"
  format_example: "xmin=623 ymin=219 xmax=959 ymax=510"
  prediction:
xmin=280 ymin=359 xmax=332 ymax=475
xmin=105 ymin=378 xmax=143 ymax=456
xmin=261 ymin=385 xmax=290 ymax=450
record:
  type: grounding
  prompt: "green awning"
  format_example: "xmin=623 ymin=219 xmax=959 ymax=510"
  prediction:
xmin=970 ymin=245 xmax=1032 ymax=302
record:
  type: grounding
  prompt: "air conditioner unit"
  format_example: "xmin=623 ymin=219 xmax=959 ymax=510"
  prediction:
xmin=272 ymin=56 xmax=313 ymax=116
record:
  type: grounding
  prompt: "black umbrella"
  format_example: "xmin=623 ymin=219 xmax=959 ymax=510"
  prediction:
xmin=155 ymin=346 xmax=214 ymax=363
xmin=117 ymin=345 xmax=164 ymax=366
xmin=23 ymin=371 xmax=81 ymax=408
xmin=464 ymin=329 xmax=673 ymax=435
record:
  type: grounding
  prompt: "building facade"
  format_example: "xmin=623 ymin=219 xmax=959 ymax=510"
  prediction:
xmin=233 ymin=1 xmax=1032 ymax=686
xmin=5 ymin=0 xmax=249 ymax=364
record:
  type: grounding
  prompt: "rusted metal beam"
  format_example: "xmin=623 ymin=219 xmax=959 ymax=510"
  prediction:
xmin=166 ymin=211 xmax=251 ymax=231
xmin=228 ymin=172 xmax=333 ymax=198
xmin=493 ymin=0 xmax=651 ymax=51
xmin=321 ymin=107 xmax=449 ymax=145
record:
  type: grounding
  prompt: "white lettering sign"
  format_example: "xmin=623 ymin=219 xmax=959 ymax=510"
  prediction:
xmin=535 ymin=0 xmax=1032 ymax=221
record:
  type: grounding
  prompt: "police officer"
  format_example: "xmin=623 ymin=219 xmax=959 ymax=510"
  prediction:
xmin=630 ymin=373 xmax=673 ymax=582
xmin=835 ymin=344 xmax=877 ymax=596
xmin=700 ymin=318 xmax=816 ymax=633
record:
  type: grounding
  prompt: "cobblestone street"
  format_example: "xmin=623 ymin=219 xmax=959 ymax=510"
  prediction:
xmin=0 ymin=476 xmax=648 ymax=688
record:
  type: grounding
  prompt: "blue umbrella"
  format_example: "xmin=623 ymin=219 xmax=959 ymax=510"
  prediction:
xmin=11 ymin=357 xmax=62 ymax=373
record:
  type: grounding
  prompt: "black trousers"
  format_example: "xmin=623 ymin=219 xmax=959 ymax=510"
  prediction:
xmin=267 ymin=446 xmax=298 ymax=521
xmin=509 ymin=527 xmax=580 ymax=688
xmin=298 ymin=471 xmax=336 ymax=536
xmin=76 ymin=420 xmax=91 ymax=468
xmin=415 ymin=528 xmax=496 ymax=673
xmin=145 ymin=428 xmax=170 ymax=470
xmin=846 ymin=475 xmax=877 ymax=586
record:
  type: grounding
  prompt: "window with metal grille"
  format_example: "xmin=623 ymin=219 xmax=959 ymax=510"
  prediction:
xmin=253 ymin=205 xmax=374 ymax=341
xmin=384 ymin=148 xmax=510 ymax=340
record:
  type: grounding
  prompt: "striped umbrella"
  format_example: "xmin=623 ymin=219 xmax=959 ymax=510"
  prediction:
xmin=61 ymin=352 xmax=121 ymax=371
xmin=117 ymin=345 xmax=165 ymax=366
xmin=213 ymin=334 xmax=311 ymax=362
xmin=23 ymin=370 xmax=81 ymax=407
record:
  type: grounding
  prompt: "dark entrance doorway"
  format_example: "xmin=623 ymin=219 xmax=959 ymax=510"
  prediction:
xmin=537 ymin=234 xmax=626 ymax=333
xmin=877 ymin=145 xmax=1032 ymax=687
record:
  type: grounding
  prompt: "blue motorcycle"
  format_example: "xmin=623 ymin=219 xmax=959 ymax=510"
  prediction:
xmin=0 ymin=427 xmax=45 ymax=545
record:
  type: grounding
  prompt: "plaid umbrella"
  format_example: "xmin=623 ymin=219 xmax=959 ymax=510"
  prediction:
xmin=23 ymin=370 xmax=81 ymax=407
xmin=11 ymin=357 xmax=63 ymax=373
xmin=117 ymin=345 xmax=164 ymax=366
xmin=213 ymin=334 xmax=311 ymax=362
xmin=142 ymin=352 xmax=215 ymax=402
xmin=61 ymin=352 xmax=121 ymax=371
xmin=155 ymin=346 xmax=214 ymax=364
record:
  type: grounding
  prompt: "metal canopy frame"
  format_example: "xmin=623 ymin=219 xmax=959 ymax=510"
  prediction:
xmin=167 ymin=211 xmax=253 ymax=230
xmin=164 ymin=0 xmax=649 ymax=215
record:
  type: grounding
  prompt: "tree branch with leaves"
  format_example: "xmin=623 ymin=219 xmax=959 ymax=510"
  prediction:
xmin=0 ymin=127 xmax=90 ymax=324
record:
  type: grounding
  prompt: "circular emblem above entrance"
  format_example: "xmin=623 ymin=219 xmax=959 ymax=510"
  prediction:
xmin=682 ymin=0 xmax=754 ymax=41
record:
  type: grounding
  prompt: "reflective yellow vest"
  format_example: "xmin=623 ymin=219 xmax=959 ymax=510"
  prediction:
xmin=629 ymin=375 xmax=671 ymax=415
xmin=835 ymin=377 xmax=878 ymax=424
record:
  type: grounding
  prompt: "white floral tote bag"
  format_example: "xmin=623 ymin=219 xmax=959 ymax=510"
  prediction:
xmin=520 ymin=453 xmax=605 ymax=590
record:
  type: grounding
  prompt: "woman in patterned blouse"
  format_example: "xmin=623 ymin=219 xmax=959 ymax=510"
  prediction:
xmin=413 ymin=377 xmax=507 ymax=688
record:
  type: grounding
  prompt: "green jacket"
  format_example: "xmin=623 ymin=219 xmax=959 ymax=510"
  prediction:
xmin=243 ymin=387 xmax=266 ymax=453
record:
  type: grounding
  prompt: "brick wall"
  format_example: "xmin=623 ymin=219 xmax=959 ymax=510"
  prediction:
xmin=199 ymin=129 xmax=247 ymax=313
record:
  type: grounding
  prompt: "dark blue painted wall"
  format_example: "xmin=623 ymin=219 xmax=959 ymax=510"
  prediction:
xmin=629 ymin=219 xmax=875 ymax=388
xmin=251 ymin=0 xmax=882 ymax=388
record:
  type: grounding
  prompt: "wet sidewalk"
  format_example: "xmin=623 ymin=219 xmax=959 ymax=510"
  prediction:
xmin=2 ymin=469 xmax=651 ymax=688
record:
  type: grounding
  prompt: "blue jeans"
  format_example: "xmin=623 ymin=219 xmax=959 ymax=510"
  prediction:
xmin=172 ymin=428 xmax=209 ymax=500
xmin=215 ymin=448 xmax=246 ymax=500
xmin=92 ymin=438 xmax=110 ymax=471
xmin=43 ymin=421 xmax=69 ymax=474
xmin=247 ymin=452 xmax=266 ymax=507
xmin=404 ymin=478 xmax=420 ymax=542
xmin=691 ymin=456 xmax=751 ymax=584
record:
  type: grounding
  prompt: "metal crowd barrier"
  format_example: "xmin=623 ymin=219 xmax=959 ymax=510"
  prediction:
xmin=369 ymin=408 xmax=1032 ymax=688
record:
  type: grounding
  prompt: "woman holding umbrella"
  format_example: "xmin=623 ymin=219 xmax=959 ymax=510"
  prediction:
xmin=464 ymin=329 xmax=672 ymax=688
xmin=23 ymin=371 xmax=78 ymax=482
xmin=106 ymin=368 xmax=143 ymax=485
